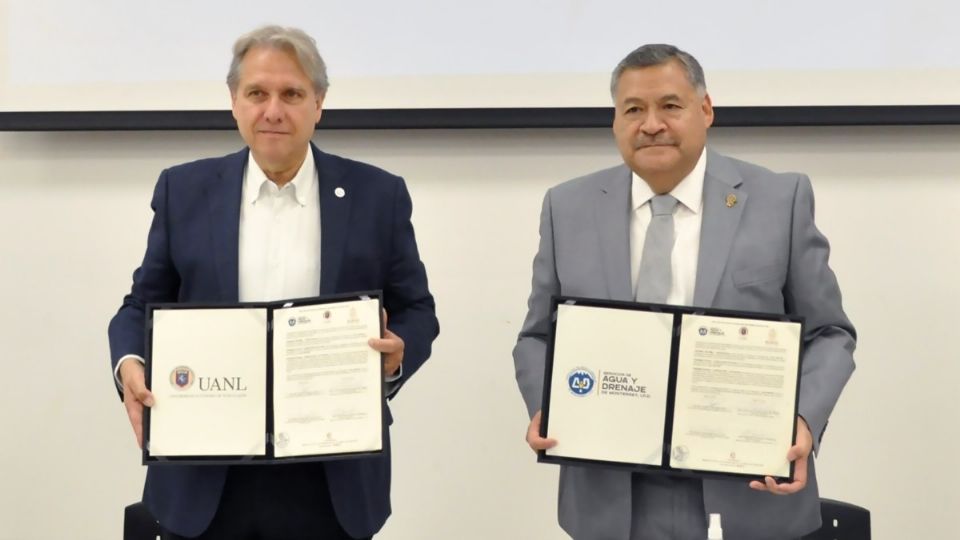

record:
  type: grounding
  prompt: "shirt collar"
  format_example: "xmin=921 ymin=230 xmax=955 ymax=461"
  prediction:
xmin=631 ymin=147 xmax=707 ymax=214
xmin=243 ymin=147 xmax=316 ymax=207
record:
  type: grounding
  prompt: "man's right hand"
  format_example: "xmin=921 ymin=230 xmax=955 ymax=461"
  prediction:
xmin=119 ymin=360 xmax=155 ymax=449
xmin=525 ymin=410 xmax=558 ymax=453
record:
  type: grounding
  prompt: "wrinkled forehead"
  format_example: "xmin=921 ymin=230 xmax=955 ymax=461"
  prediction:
xmin=614 ymin=64 xmax=702 ymax=103
xmin=236 ymin=45 xmax=309 ymax=84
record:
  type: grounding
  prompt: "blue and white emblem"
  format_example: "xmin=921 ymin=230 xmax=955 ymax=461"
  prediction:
xmin=567 ymin=367 xmax=595 ymax=397
xmin=170 ymin=366 xmax=194 ymax=390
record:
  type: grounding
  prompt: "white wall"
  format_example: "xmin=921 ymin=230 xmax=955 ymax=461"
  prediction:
xmin=0 ymin=125 xmax=957 ymax=540
xmin=8 ymin=1 xmax=960 ymax=111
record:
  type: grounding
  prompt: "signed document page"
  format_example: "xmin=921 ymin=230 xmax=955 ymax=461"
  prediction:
xmin=271 ymin=298 xmax=383 ymax=458
xmin=670 ymin=314 xmax=800 ymax=477
xmin=545 ymin=303 xmax=673 ymax=466
xmin=148 ymin=308 xmax=268 ymax=457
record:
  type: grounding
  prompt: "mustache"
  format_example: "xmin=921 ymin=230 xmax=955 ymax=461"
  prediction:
xmin=635 ymin=137 xmax=677 ymax=149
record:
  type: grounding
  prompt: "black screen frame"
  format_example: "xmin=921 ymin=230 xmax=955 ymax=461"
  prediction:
xmin=2 ymin=105 xmax=959 ymax=131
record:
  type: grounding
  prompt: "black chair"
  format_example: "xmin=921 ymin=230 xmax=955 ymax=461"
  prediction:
xmin=124 ymin=502 xmax=161 ymax=540
xmin=803 ymin=498 xmax=871 ymax=540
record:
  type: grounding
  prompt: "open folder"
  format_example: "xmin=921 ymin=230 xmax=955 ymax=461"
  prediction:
xmin=540 ymin=296 xmax=803 ymax=482
xmin=143 ymin=291 xmax=384 ymax=465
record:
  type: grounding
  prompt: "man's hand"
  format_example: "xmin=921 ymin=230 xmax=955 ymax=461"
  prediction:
xmin=749 ymin=417 xmax=813 ymax=495
xmin=526 ymin=410 xmax=558 ymax=453
xmin=119 ymin=360 xmax=155 ymax=450
xmin=368 ymin=310 xmax=404 ymax=377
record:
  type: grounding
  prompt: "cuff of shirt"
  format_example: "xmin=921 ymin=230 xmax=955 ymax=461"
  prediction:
xmin=384 ymin=364 xmax=403 ymax=396
xmin=114 ymin=354 xmax=145 ymax=392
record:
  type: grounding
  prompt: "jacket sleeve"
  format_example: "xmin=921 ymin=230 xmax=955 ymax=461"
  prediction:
xmin=513 ymin=189 xmax=560 ymax=419
xmin=379 ymin=177 xmax=439 ymax=398
xmin=107 ymin=170 xmax=181 ymax=399
xmin=786 ymin=175 xmax=857 ymax=452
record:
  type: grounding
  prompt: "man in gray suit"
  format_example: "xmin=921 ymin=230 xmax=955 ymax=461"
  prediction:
xmin=513 ymin=44 xmax=856 ymax=539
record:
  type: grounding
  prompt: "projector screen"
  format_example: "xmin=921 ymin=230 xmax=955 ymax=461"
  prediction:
xmin=1 ymin=0 xmax=958 ymax=125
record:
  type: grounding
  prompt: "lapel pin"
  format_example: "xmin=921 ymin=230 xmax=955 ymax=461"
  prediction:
xmin=334 ymin=187 xmax=346 ymax=198
xmin=725 ymin=194 xmax=737 ymax=208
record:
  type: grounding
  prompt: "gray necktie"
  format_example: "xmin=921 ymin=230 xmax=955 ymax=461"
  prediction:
xmin=634 ymin=194 xmax=679 ymax=303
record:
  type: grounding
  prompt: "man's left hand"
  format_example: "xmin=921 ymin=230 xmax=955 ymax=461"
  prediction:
xmin=369 ymin=310 xmax=404 ymax=376
xmin=749 ymin=417 xmax=813 ymax=495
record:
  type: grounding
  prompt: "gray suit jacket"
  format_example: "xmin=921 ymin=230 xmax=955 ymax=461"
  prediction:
xmin=513 ymin=149 xmax=856 ymax=540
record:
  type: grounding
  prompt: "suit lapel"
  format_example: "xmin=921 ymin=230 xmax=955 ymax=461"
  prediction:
xmin=205 ymin=149 xmax=246 ymax=302
xmin=314 ymin=144 xmax=352 ymax=295
xmin=693 ymin=150 xmax=747 ymax=307
xmin=596 ymin=166 xmax=634 ymax=301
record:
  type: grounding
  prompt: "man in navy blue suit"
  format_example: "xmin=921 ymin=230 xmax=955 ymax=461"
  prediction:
xmin=108 ymin=25 xmax=439 ymax=540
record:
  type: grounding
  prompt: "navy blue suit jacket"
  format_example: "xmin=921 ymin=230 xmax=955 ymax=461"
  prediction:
xmin=108 ymin=144 xmax=439 ymax=538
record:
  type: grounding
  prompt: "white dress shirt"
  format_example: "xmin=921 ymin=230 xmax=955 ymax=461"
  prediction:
xmin=629 ymin=148 xmax=707 ymax=306
xmin=238 ymin=149 xmax=321 ymax=302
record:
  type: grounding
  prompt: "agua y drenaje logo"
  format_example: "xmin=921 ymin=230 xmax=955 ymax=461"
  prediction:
xmin=567 ymin=367 xmax=596 ymax=396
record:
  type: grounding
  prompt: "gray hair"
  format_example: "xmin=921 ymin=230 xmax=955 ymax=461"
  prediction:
xmin=227 ymin=25 xmax=329 ymax=96
xmin=610 ymin=44 xmax=706 ymax=99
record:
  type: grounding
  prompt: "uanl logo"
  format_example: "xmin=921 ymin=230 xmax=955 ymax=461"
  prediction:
xmin=567 ymin=367 xmax=595 ymax=396
xmin=198 ymin=376 xmax=248 ymax=392
xmin=323 ymin=310 xmax=332 ymax=320
xmin=169 ymin=366 xmax=248 ymax=392
xmin=288 ymin=317 xmax=297 ymax=327
xmin=170 ymin=366 xmax=195 ymax=390
xmin=698 ymin=326 xmax=708 ymax=336
xmin=739 ymin=326 xmax=749 ymax=336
